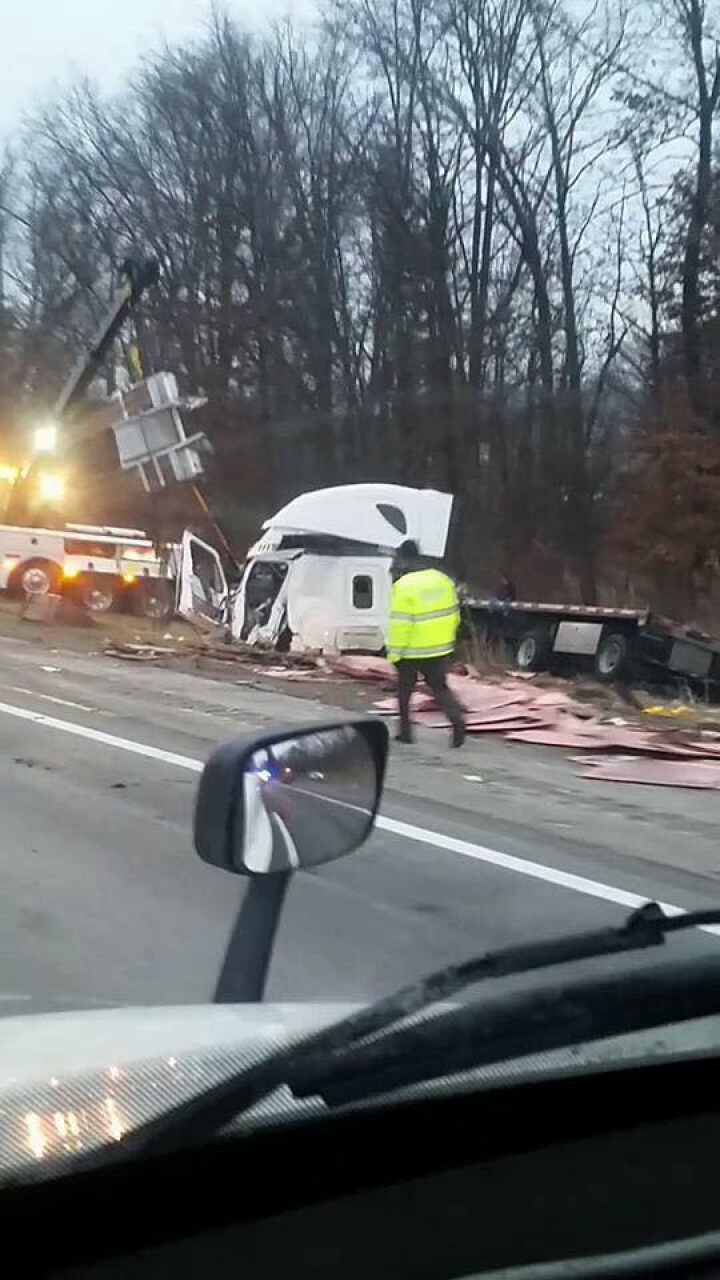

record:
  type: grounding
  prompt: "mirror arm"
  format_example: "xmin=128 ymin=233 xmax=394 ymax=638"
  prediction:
xmin=213 ymin=872 xmax=293 ymax=1003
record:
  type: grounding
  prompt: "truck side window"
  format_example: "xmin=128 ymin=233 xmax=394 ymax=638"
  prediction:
xmin=353 ymin=574 xmax=373 ymax=609
xmin=376 ymin=503 xmax=407 ymax=535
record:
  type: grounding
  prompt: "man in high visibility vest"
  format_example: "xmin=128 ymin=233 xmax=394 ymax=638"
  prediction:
xmin=386 ymin=540 xmax=466 ymax=748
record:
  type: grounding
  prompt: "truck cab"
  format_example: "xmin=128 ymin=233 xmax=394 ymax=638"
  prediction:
xmin=181 ymin=485 xmax=455 ymax=654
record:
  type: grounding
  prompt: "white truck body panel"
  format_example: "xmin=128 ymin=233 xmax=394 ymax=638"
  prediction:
xmin=230 ymin=485 xmax=455 ymax=653
xmin=0 ymin=523 xmax=169 ymax=591
xmin=263 ymin=484 xmax=454 ymax=558
xmin=178 ymin=485 xmax=456 ymax=653
xmin=230 ymin=550 xmax=391 ymax=653
xmin=285 ymin=554 xmax=390 ymax=653
xmin=176 ymin=531 xmax=229 ymax=629
xmin=0 ymin=526 xmax=64 ymax=587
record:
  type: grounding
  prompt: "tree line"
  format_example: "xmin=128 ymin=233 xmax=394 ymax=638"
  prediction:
xmin=0 ymin=0 xmax=719 ymax=614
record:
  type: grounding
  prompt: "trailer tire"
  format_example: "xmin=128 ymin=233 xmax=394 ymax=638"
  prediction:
xmin=515 ymin=627 xmax=552 ymax=672
xmin=14 ymin=558 xmax=61 ymax=598
xmin=133 ymin=580 xmax=175 ymax=621
xmin=594 ymin=631 xmax=631 ymax=681
xmin=79 ymin=575 xmax=115 ymax=616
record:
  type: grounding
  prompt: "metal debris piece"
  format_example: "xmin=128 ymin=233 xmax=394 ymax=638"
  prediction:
xmin=104 ymin=642 xmax=177 ymax=661
xmin=20 ymin=594 xmax=62 ymax=624
xmin=580 ymin=758 xmax=720 ymax=788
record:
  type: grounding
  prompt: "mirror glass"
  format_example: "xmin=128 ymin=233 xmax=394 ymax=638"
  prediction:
xmin=237 ymin=725 xmax=377 ymax=873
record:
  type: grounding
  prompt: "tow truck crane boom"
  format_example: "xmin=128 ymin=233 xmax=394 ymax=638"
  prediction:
xmin=4 ymin=256 xmax=160 ymax=526
xmin=53 ymin=257 xmax=160 ymax=421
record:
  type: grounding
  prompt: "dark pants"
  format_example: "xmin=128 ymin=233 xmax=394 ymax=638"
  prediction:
xmin=396 ymin=657 xmax=465 ymax=744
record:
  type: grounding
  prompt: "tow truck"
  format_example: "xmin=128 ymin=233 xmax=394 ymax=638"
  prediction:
xmin=0 ymin=258 xmax=178 ymax=615
xmin=0 ymin=522 xmax=175 ymax=617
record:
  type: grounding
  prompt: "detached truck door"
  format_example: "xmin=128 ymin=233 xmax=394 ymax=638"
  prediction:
xmin=176 ymin=531 xmax=229 ymax=628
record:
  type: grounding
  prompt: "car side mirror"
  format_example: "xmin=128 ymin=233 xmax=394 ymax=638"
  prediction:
xmin=194 ymin=718 xmax=389 ymax=876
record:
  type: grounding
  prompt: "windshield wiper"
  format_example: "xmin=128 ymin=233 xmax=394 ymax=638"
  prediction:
xmin=72 ymin=902 xmax=720 ymax=1167
xmin=292 ymin=944 xmax=720 ymax=1108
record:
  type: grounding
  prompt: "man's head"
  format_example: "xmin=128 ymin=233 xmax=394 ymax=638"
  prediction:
xmin=391 ymin=538 xmax=421 ymax=580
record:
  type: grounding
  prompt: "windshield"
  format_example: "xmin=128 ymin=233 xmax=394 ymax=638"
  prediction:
xmin=1 ymin=0 xmax=720 ymax=1184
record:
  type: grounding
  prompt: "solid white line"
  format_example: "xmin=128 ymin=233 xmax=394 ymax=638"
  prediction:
xmin=4 ymin=685 xmax=95 ymax=713
xmin=378 ymin=816 xmax=720 ymax=935
xmin=0 ymin=695 xmax=717 ymax=934
xmin=0 ymin=699 xmax=202 ymax=774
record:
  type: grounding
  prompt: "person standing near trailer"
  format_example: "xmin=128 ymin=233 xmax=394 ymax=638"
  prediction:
xmin=386 ymin=539 xmax=465 ymax=748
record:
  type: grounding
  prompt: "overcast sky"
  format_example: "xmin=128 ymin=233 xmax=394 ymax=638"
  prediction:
xmin=0 ymin=0 xmax=313 ymax=135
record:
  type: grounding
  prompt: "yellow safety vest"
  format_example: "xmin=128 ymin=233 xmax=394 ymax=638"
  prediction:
xmin=386 ymin=568 xmax=460 ymax=663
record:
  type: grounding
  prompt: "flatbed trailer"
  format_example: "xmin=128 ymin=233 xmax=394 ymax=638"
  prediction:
xmin=464 ymin=598 xmax=720 ymax=690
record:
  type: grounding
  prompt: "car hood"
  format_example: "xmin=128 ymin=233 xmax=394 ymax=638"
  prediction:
xmin=3 ymin=1002 xmax=720 ymax=1184
xmin=0 ymin=1002 xmax=354 ymax=1182
xmin=1 ymin=1002 xmax=356 ymax=1081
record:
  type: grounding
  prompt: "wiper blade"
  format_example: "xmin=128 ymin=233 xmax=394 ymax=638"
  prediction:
xmin=293 ymin=947 xmax=720 ymax=1108
xmin=74 ymin=902 xmax=720 ymax=1166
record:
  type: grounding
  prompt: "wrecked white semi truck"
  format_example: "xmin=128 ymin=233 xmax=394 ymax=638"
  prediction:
xmin=176 ymin=484 xmax=455 ymax=654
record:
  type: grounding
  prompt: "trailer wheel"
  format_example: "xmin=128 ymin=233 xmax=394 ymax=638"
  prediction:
xmin=594 ymin=631 xmax=631 ymax=681
xmin=79 ymin=576 xmax=115 ymax=615
xmin=16 ymin=559 xmax=61 ymax=598
xmin=515 ymin=627 xmax=551 ymax=672
xmin=134 ymin=580 xmax=175 ymax=621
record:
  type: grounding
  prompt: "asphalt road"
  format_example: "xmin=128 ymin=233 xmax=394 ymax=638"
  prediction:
xmin=0 ymin=633 xmax=719 ymax=1017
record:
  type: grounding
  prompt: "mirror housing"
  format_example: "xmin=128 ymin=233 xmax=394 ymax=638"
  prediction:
xmin=194 ymin=718 xmax=389 ymax=876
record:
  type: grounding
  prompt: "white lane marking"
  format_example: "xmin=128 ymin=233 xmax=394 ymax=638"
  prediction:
xmin=0 ymin=696 xmax=717 ymax=935
xmin=3 ymin=684 xmax=95 ymax=713
xmin=0 ymin=699 xmax=202 ymax=774
xmin=379 ymin=816 xmax=720 ymax=936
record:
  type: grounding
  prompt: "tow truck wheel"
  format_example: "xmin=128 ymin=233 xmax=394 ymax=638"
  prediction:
xmin=17 ymin=559 xmax=60 ymax=598
xmin=79 ymin=576 xmax=115 ymax=615
xmin=134 ymin=580 xmax=174 ymax=621
xmin=594 ymin=631 xmax=631 ymax=681
xmin=515 ymin=627 xmax=551 ymax=672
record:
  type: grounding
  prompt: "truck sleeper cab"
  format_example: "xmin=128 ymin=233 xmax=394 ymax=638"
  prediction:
xmin=210 ymin=485 xmax=455 ymax=654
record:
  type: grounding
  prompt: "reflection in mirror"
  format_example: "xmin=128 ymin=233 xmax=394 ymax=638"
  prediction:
xmin=239 ymin=725 xmax=377 ymax=873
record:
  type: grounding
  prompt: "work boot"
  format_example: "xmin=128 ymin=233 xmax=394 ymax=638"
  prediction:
xmin=395 ymin=733 xmax=413 ymax=745
xmin=451 ymin=722 xmax=466 ymax=749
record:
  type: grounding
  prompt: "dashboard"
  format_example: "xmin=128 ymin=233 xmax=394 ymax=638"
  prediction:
xmin=3 ymin=1053 xmax=718 ymax=1278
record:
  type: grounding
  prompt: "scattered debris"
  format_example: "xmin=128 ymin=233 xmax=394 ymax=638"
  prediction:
xmin=254 ymin=667 xmax=319 ymax=681
xmin=329 ymin=655 xmax=396 ymax=685
xmin=367 ymin=669 xmax=720 ymax=790
xmin=507 ymin=727 xmax=610 ymax=750
xmin=197 ymin=641 xmax=322 ymax=671
xmin=14 ymin=757 xmax=53 ymax=771
xmin=20 ymin=594 xmax=62 ymax=625
xmin=642 ymin=705 xmax=691 ymax=718
xmin=27 ymin=602 xmax=720 ymax=791
xmin=104 ymin=641 xmax=177 ymax=662
xmin=579 ymin=758 xmax=720 ymax=789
